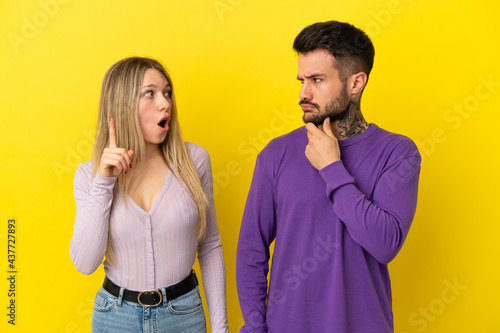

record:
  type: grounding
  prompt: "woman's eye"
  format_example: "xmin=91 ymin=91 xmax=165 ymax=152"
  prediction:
xmin=164 ymin=91 xmax=171 ymax=98
xmin=144 ymin=90 xmax=153 ymax=97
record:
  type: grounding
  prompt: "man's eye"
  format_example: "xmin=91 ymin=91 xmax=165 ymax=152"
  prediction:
xmin=314 ymin=78 xmax=322 ymax=83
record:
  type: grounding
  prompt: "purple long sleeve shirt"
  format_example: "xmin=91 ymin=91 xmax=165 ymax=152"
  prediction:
xmin=236 ymin=124 xmax=421 ymax=333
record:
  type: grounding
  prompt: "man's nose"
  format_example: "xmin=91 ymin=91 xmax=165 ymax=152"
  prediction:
xmin=299 ymin=81 xmax=312 ymax=101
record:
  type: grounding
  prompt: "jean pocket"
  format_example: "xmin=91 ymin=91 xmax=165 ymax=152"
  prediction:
xmin=168 ymin=287 xmax=203 ymax=315
xmin=93 ymin=288 xmax=118 ymax=312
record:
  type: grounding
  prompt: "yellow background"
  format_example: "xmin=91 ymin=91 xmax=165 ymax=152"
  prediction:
xmin=1 ymin=0 xmax=499 ymax=332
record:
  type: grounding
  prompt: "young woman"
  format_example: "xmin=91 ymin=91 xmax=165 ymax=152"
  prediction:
xmin=70 ymin=57 xmax=228 ymax=332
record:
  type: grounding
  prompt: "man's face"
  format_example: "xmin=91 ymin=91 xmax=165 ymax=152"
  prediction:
xmin=297 ymin=49 xmax=350 ymax=126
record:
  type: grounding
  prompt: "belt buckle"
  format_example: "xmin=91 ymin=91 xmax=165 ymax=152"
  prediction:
xmin=138 ymin=289 xmax=162 ymax=307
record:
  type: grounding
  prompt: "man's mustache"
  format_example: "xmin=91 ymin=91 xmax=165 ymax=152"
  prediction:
xmin=299 ymin=99 xmax=320 ymax=110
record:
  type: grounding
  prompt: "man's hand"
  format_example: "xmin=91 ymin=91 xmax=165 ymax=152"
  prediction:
xmin=98 ymin=117 xmax=134 ymax=177
xmin=305 ymin=117 xmax=341 ymax=170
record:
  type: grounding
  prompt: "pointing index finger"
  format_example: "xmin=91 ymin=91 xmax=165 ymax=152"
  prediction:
xmin=109 ymin=117 xmax=117 ymax=148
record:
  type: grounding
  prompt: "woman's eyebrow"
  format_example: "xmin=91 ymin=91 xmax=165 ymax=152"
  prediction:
xmin=141 ymin=83 xmax=171 ymax=89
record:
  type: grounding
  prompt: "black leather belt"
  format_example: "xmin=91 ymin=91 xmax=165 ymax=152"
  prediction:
xmin=103 ymin=270 xmax=198 ymax=307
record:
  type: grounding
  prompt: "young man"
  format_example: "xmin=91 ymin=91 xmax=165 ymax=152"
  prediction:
xmin=236 ymin=21 xmax=421 ymax=332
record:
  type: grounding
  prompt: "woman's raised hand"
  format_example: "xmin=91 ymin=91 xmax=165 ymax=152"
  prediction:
xmin=98 ymin=118 xmax=134 ymax=177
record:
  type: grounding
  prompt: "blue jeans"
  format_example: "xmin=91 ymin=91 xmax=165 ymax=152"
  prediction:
xmin=91 ymin=285 xmax=207 ymax=333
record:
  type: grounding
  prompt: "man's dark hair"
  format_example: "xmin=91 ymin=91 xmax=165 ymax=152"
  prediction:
xmin=293 ymin=20 xmax=375 ymax=82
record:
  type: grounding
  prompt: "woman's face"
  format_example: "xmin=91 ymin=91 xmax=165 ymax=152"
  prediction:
xmin=137 ymin=68 xmax=172 ymax=147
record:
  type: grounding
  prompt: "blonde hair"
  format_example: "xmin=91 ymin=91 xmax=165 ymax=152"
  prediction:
xmin=92 ymin=57 xmax=208 ymax=240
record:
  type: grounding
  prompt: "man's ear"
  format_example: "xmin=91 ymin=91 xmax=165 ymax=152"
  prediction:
xmin=348 ymin=72 xmax=368 ymax=96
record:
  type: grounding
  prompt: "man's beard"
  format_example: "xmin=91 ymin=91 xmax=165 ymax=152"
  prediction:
xmin=301 ymin=84 xmax=351 ymax=126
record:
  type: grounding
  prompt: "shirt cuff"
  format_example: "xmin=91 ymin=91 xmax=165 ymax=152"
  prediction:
xmin=94 ymin=171 xmax=118 ymax=190
xmin=319 ymin=160 xmax=356 ymax=196
xmin=95 ymin=171 xmax=117 ymax=183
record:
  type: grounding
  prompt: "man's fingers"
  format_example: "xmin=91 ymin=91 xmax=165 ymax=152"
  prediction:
xmin=305 ymin=122 xmax=320 ymax=134
xmin=109 ymin=117 xmax=117 ymax=148
xmin=322 ymin=117 xmax=335 ymax=139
